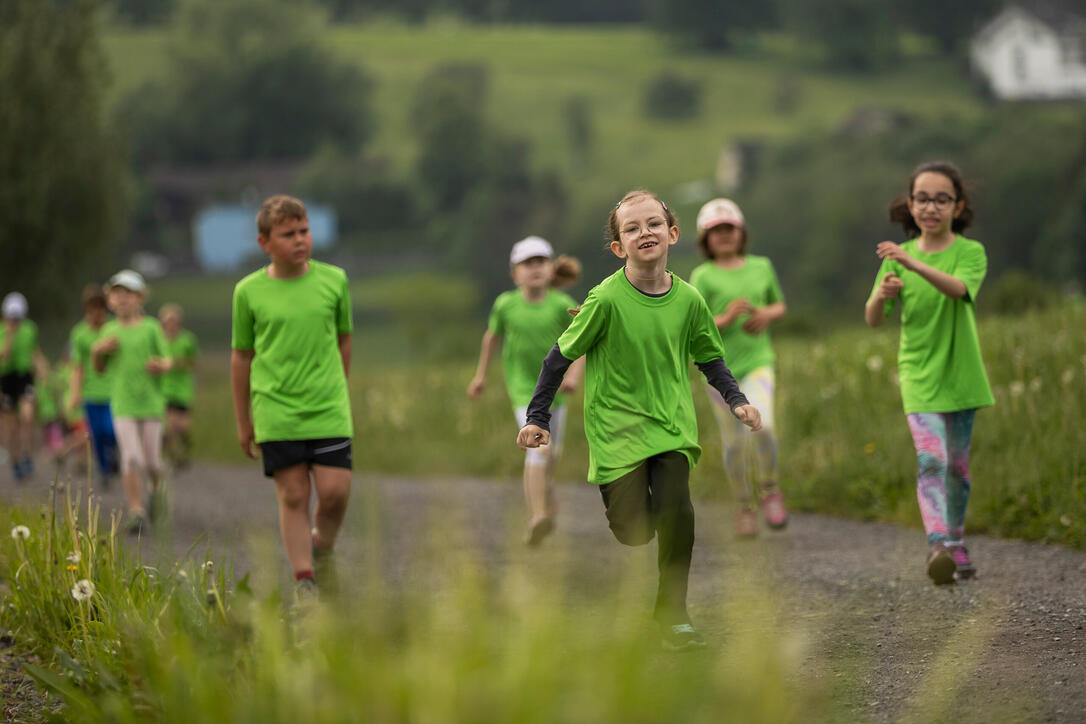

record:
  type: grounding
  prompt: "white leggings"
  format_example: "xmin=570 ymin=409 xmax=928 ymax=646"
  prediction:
xmin=707 ymin=366 xmax=779 ymax=505
xmin=515 ymin=405 xmax=567 ymax=468
xmin=113 ymin=417 xmax=163 ymax=476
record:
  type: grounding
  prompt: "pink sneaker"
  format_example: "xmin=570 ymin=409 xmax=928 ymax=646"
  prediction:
xmin=760 ymin=491 xmax=789 ymax=530
xmin=735 ymin=508 xmax=759 ymax=538
xmin=949 ymin=544 xmax=976 ymax=580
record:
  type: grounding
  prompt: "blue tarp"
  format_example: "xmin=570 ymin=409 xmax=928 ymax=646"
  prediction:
xmin=194 ymin=203 xmax=337 ymax=271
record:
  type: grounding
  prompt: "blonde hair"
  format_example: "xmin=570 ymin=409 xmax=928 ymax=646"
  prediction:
xmin=256 ymin=195 xmax=307 ymax=237
xmin=158 ymin=303 xmax=183 ymax=322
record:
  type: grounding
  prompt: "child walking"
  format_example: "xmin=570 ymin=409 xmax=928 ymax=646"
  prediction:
xmin=518 ymin=190 xmax=762 ymax=650
xmin=690 ymin=198 xmax=788 ymax=537
xmin=159 ymin=303 xmax=199 ymax=470
xmin=67 ymin=283 xmax=119 ymax=488
xmin=468 ymin=236 xmax=583 ymax=545
xmin=231 ymin=195 xmax=353 ymax=597
xmin=93 ymin=271 xmax=172 ymax=533
xmin=864 ymin=161 xmax=994 ymax=585
xmin=1 ymin=292 xmax=45 ymax=482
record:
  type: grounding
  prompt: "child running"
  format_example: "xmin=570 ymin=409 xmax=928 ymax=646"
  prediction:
xmin=518 ymin=190 xmax=762 ymax=650
xmin=67 ymin=284 xmax=119 ymax=488
xmin=159 ymin=303 xmax=199 ymax=470
xmin=468 ymin=236 xmax=583 ymax=545
xmin=231 ymin=195 xmax=353 ymax=597
xmin=1 ymin=292 xmax=45 ymax=483
xmin=690 ymin=198 xmax=789 ymax=537
xmin=864 ymin=161 xmax=994 ymax=585
xmin=92 ymin=271 xmax=173 ymax=533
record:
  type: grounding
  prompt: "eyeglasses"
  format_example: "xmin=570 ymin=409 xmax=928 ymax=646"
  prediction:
xmin=910 ymin=193 xmax=957 ymax=209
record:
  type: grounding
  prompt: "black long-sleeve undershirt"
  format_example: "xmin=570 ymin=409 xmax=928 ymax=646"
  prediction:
xmin=523 ymin=344 xmax=750 ymax=432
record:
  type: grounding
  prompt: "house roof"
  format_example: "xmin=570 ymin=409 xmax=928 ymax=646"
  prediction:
xmin=975 ymin=0 xmax=1086 ymax=45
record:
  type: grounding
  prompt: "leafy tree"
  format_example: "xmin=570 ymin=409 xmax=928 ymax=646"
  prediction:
xmin=119 ymin=0 xmax=373 ymax=166
xmin=646 ymin=0 xmax=778 ymax=51
xmin=781 ymin=0 xmax=899 ymax=70
xmin=0 ymin=0 xmax=127 ymax=320
xmin=894 ymin=0 xmax=1001 ymax=55
xmin=108 ymin=0 xmax=174 ymax=25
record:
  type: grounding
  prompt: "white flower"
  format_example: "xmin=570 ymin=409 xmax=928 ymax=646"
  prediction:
xmin=10 ymin=526 xmax=30 ymax=541
xmin=66 ymin=551 xmax=81 ymax=565
xmin=1061 ymin=368 xmax=1074 ymax=386
xmin=70 ymin=579 xmax=96 ymax=601
xmin=1029 ymin=377 xmax=1042 ymax=393
xmin=865 ymin=355 xmax=883 ymax=372
xmin=201 ymin=560 xmax=214 ymax=573
xmin=1009 ymin=381 xmax=1025 ymax=397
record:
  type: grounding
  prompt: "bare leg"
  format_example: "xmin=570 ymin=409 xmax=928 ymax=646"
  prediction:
xmin=17 ymin=397 xmax=34 ymax=461
xmin=311 ymin=464 xmax=351 ymax=551
xmin=523 ymin=459 xmax=550 ymax=522
xmin=273 ymin=463 xmax=314 ymax=575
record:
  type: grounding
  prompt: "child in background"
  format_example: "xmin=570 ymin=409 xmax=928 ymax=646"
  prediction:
xmin=159 ymin=303 xmax=199 ymax=469
xmin=518 ymin=190 xmax=762 ymax=650
xmin=231 ymin=195 xmax=353 ymax=597
xmin=468 ymin=236 xmax=584 ymax=545
xmin=1 ymin=292 xmax=45 ymax=482
xmin=68 ymin=283 xmax=119 ymax=488
xmin=690 ymin=198 xmax=789 ymax=537
xmin=38 ymin=353 xmax=88 ymax=473
xmin=93 ymin=271 xmax=172 ymax=534
xmin=864 ymin=161 xmax=994 ymax=585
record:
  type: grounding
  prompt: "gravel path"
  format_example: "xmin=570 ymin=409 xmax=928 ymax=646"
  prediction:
xmin=2 ymin=460 xmax=1084 ymax=722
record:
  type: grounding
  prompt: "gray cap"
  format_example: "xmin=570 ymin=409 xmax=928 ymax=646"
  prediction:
xmin=107 ymin=269 xmax=147 ymax=293
xmin=2 ymin=292 xmax=27 ymax=319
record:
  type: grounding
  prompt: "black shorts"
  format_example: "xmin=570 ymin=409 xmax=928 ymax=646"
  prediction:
xmin=166 ymin=401 xmax=190 ymax=413
xmin=0 ymin=372 xmax=34 ymax=411
xmin=260 ymin=437 xmax=352 ymax=477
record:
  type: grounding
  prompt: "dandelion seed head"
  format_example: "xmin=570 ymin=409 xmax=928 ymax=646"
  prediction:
xmin=865 ymin=356 xmax=883 ymax=372
xmin=70 ymin=579 xmax=96 ymax=601
xmin=1029 ymin=377 xmax=1042 ymax=393
xmin=201 ymin=561 xmax=214 ymax=572
xmin=1009 ymin=381 xmax=1025 ymax=397
xmin=66 ymin=551 xmax=80 ymax=564
xmin=1061 ymin=368 xmax=1074 ymax=386
xmin=10 ymin=526 xmax=30 ymax=541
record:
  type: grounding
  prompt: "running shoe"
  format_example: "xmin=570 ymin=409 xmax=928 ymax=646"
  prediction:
xmin=949 ymin=544 xmax=976 ymax=580
xmin=760 ymin=490 xmax=789 ymax=530
xmin=661 ymin=623 xmax=708 ymax=652
xmin=735 ymin=507 xmax=759 ymax=538
xmin=926 ymin=543 xmax=956 ymax=585
xmin=525 ymin=515 xmax=555 ymax=546
xmin=124 ymin=513 xmax=147 ymax=537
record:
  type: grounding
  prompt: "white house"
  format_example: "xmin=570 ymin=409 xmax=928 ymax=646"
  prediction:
xmin=971 ymin=1 xmax=1086 ymax=100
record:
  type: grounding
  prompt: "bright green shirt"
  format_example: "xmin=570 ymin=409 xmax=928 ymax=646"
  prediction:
xmin=557 ymin=269 xmax=726 ymax=485
xmin=57 ymin=362 xmax=84 ymax=424
xmin=99 ymin=317 xmax=171 ymax=419
xmin=161 ymin=330 xmax=199 ymax=406
xmin=232 ymin=261 xmax=353 ymax=443
xmin=870 ymin=236 xmax=995 ymax=414
xmin=36 ymin=367 xmax=61 ymax=422
xmin=689 ymin=255 xmax=784 ymax=380
xmin=0 ymin=319 xmax=37 ymax=375
xmin=70 ymin=320 xmax=113 ymax=403
xmin=488 ymin=288 xmax=577 ymax=409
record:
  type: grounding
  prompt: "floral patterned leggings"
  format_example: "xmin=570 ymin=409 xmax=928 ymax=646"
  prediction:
xmin=905 ymin=410 xmax=976 ymax=546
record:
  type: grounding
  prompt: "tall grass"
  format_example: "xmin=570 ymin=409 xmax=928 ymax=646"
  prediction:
xmin=189 ymin=302 xmax=1085 ymax=547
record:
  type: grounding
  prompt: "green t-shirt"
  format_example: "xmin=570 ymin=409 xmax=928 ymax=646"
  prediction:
xmin=57 ymin=362 xmax=84 ymax=424
xmin=99 ymin=317 xmax=170 ymax=419
xmin=557 ymin=269 xmax=726 ymax=485
xmin=487 ymin=288 xmax=577 ymax=409
xmin=70 ymin=320 xmax=114 ymax=403
xmin=232 ymin=261 xmax=353 ymax=443
xmin=0 ymin=319 xmax=37 ymax=375
xmin=161 ymin=330 xmax=199 ymax=406
xmin=36 ymin=367 xmax=61 ymax=422
xmin=869 ymin=236 xmax=995 ymax=414
xmin=689 ymin=255 xmax=784 ymax=380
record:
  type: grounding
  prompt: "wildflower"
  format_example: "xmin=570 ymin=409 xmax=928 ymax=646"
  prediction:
xmin=66 ymin=551 xmax=81 ymax=565
xmin=70 ymin=579 xmax=96 ymax=601
xmin=10 ymin=526 xmax=29 ymax=541
xmin=1062 ymin=368 xmax=1074 ymax=387
xmin=1029 ymin=377 xmax=1042 ymax=393
xmin=864 ymin=442 xmax=877 ymax=455
xmin=1060 ymin=515 xmax=1072 ymax=527
xmin=1009 ymin=381 xmax=1025 ymax=397
xmin=865 ymin=355 xmax=883 ymax=372
xmin=66 ymin=565 xmax=78 ymax=572
xmin=201 ymin=560 xmax=214 ymax=573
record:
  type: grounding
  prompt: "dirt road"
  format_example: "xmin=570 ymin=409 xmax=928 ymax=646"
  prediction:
xmin=2 ymin=461 xmax=1084 ymax=722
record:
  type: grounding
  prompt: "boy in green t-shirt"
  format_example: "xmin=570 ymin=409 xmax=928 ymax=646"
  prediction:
xmin=67 ymin=283 xmax=119 ymax=488
xmin=159 ymin=303 xmax=198 ymax=470
xmin=231 ymin=195 xmax=353 ymax=597
xmin=468 ymin=236 xmax=583 ymax=546
xmin=518 ymin=190 xmax=762 ymax=651
xmin=1 ymin=292 xmax=45 ymax=482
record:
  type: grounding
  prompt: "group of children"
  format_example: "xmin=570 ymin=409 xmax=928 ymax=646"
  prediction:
xmin=1 ymin=276 xmax=199 ymax=534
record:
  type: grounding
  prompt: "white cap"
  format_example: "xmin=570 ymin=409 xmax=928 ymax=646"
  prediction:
xmin=107 ymin=269 xmax=147 ymax=294
xmin=509 ymin=236 xmax=554 ymax=266
xmin=2 ymin=292 xmax=27 ymax=320
xmin=696 ymin=198 xmax=745 ymax=236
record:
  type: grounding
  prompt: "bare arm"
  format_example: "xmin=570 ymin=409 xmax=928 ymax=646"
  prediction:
xmin=91 ymin=337 xmax=117 ymax=373
xmin=230 ymin=349 xmax=258 ymax=459
xmin=558 ymin=355 xmax=586 ymax=393
xmin=877 ymin=242 xmax=966 ymax=299
xmin=467 ymin=330 xmax=501 ymax=399
xmin=865 ymin=271 xmax=904 ymax=328
xmin=338 ymin=333 xmax=351 ymax=378
xmin=742 ymin=301 xmax=787 ymax=334
xmin=67 ymin=364 xmax=84 ymax=413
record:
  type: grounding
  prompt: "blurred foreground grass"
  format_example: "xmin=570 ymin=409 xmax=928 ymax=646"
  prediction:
xmin=188 ymin=302 xmax=1085 ymax=548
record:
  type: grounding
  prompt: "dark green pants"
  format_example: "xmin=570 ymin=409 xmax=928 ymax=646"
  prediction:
xmin=599 ymin=451 xmax=693 ymax=625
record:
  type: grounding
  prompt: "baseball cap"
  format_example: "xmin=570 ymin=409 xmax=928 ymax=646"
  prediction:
xmin=510 ymin=236 xmax=554 ymax=266
xmin=696 ymin=198 xmax=745 ymax=238
xmin=107 ymin=269 xmax=147 ymax=294
xmin=2 ymin=292 xmax=28 ymax=320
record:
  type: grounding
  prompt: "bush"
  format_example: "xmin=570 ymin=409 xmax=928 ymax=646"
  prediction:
xmin=642 ymin=70 xmax=702 ymax=121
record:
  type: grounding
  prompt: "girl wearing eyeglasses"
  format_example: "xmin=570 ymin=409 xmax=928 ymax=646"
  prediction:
xmin=865 ymin=161 xmax=994 ymax=586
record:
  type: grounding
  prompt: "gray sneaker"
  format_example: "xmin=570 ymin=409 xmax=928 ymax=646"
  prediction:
xmin=661 ymin=623 xmax=708 ymax=652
